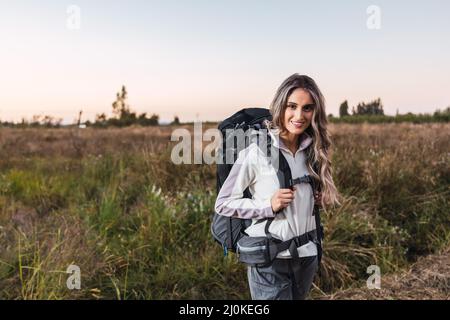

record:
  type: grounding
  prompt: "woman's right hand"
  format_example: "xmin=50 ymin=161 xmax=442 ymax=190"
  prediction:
xmin=271 ymin=187 xmax=295 ymax=213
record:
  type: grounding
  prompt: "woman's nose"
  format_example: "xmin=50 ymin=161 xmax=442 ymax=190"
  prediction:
xmin=294 ymin=107 xmax=304 ymax=119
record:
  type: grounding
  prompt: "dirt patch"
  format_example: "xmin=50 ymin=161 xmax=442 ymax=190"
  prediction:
xmin=322 ymin=247 xmax=450 ymax=299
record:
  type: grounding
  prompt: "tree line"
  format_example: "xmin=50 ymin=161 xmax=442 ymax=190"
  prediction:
xmin=328 ymin=98 xmax=450 ymax=123
xmin=1 ymin=92 xmax=449 ymax=128
xmin=0 ymin=86 xmax=181 ymax=128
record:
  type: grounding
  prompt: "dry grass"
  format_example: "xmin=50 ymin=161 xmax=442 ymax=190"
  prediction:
xmin=322 ymin=246 xmax=450 ymax=300
xmin=0 ymin=122 xmax=449 ymax=299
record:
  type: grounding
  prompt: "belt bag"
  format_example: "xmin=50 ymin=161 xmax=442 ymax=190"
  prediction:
xmin=236 ymin=229 xmax=319 ymax=268
xmin=236 ymin=236 xmax=281 ymax=267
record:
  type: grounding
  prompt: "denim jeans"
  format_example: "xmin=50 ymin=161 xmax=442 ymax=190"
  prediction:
xmin=247 ymin=255 xmax=318 ymax=300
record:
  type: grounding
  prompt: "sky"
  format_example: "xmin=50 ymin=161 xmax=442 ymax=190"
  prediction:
xmin=1 ymin=0 xmax=449 ymax=124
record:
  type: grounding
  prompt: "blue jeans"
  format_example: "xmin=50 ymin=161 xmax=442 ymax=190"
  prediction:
xmin=247 ymin=256 xmax=318 ymax=300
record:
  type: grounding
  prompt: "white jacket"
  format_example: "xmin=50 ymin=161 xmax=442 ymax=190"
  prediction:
xmin=214 ymin=129 xmax=318 ymax=258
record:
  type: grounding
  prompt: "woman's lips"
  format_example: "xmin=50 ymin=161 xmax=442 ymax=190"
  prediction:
xmin=290 ymin=121 xmax=305 ymax=128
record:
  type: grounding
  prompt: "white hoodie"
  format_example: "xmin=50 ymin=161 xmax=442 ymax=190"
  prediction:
xmin=214 ymin=129 xmax=318 ymax=258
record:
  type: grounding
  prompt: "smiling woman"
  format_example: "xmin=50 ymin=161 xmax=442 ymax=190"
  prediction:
xmin=214 ymin=73 xmax=342 ymax=300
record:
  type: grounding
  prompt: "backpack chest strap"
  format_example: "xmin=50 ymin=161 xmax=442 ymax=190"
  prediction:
xmin=288 ymin=174 xmax=313 ymax=188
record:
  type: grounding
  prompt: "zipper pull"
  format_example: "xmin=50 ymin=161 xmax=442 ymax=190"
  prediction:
xmin=223 ymin=244 xmax=228 ymax=257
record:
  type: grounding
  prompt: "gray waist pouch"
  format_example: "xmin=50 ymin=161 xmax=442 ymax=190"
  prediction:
xmin=236 ymin=236 xmax=280 ymax=267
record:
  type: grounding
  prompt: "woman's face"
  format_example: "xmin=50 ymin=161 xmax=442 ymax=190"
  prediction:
xmin=282 ymin=88 xmax=314 ymax=136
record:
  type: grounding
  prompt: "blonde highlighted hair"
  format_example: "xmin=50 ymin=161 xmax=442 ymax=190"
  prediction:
xmin=265 ymin=73 xmax=342 ymax=211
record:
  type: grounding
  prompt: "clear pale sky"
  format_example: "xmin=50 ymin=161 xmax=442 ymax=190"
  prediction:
xmin=1 ymin=0 xmax=449 ymax=123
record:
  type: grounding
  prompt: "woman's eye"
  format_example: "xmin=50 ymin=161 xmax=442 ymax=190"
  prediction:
xmin=302 ymin=104 xmax=314 ymax=112
xmin=288 ymin=104 xmax=296 ymax=110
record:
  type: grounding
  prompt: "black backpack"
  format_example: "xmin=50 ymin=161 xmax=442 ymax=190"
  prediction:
xmin=210 ymin=108 xmax=324 ymax=265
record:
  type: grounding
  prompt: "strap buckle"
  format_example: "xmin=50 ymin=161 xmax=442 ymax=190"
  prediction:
xmin=289 ymin=174 xmax=311 ymax=188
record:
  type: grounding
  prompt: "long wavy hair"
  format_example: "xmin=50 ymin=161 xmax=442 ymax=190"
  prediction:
xmin=265 ymin=73 xmax=342 ymax=211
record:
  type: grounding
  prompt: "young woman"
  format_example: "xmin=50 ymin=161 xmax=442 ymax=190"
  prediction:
xmin=214 ymin=74 xmax=341 ymax=300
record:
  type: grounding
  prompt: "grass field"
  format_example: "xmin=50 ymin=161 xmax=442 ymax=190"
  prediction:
xmin=0 ymin=122 xmax=449 ymax=299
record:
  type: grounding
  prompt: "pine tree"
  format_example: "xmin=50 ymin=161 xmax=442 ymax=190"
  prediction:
xmin=339 ymin=100 xmax=349 ymax=117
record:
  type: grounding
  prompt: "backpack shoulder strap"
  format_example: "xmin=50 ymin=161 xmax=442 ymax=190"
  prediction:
xmin=265 ymin=129 xmax=293 ymax=190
